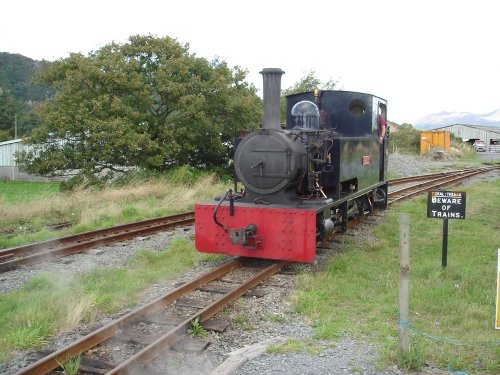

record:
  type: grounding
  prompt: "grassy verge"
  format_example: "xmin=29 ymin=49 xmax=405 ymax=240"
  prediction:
xmin=0 ymin=180 xmax=60 ymax=204
xmin=293 ymin=179 xmax=500 ymax=373
xmin=0 ymin=236 xmax=224 ymax=362
xmin=0 ymin=167 xmax=230 ymax=249
xmin=267 ymin=338 xmax=324 ymax=355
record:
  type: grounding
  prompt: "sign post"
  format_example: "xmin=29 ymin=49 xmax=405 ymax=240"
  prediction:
xmin=442 ymin=219 xmax=448 ymax=268
xmin=427 ymin=191 xmax=466 ymax=269
xmin=496 ymin=249 xmax=500 ymax=330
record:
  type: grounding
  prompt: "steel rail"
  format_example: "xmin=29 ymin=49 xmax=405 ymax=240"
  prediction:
xmin=388 ymin=167 xmax=498 ymax=204
xmin=388 ymin=170 xmax=477 ymax=198
xmin=108 ymin=261 xmax=286 ymax=374
xmin=388 ymin=169 xmax=474 ymax=186
xmin=0 ymin=212 xmax=194 ymax=258
xmin=16 ymin=258 xmax=243 ymax=375
xmin=0 ymin=212 xmax=194 ymax=273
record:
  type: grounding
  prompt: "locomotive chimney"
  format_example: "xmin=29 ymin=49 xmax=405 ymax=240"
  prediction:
xmin=260 ymin=68 xmax=285 ymax=130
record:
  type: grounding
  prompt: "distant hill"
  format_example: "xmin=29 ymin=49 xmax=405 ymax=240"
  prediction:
xmin=0 ymin=52 xmax=54 ymax=139
xmin=415 ymin=109 xmax=500 ymax=130
xmin=0 ymin=52 xmax=53 ymax=103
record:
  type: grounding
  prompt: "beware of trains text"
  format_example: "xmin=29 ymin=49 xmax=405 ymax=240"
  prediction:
xmin=427 ymin=191 xmax=466 ymax=219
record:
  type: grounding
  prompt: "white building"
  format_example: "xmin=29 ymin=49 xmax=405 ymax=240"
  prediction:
xmin=0 ymin=139 xmax=59 ymax=181
xmin=430 ymin=124 xmax=500 ymax=152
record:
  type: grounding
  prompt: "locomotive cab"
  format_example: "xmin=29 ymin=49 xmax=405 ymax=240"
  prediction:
xmin=286 ymin=90 xmax=388 ymax=200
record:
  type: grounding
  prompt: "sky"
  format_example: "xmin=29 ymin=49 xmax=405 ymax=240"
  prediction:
xmin=1 ymin=0 xmax=499 ymax=124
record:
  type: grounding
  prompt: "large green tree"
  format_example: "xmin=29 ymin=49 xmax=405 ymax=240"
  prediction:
xmin=16 ymin=35 xmax=262 ymax=181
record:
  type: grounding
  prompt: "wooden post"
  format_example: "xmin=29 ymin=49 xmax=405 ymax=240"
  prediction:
xmin=398 ymin=214 xmax=410 ymax=354
xmin=442 ymin=218 xmax=448 ymax=269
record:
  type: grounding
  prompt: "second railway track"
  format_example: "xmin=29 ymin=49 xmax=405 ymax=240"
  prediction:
xmin=0 ymin=212 xmax=194 ymax=273
xmin=387 ymin=166 xmax=499 ymax=204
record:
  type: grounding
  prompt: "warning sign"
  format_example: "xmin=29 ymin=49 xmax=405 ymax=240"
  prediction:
xmin=427 ymin=191 xmax=466 ymax=219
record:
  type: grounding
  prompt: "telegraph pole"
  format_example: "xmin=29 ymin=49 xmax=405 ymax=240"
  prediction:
xmin=14 ymin=114 xmax=17 ymax=139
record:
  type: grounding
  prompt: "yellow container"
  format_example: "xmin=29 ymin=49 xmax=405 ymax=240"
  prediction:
xmin=420 ymin=131 xmax=450 ymax=154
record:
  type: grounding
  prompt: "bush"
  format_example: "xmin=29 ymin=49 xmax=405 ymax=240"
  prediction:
xmin=111 ymin=170 xmax=162 ymax=187
xmin=164 ymin=165 xmax=203 ymax=186
xmin=59 ymin=174 xmax=103 ymax=192
xmin=388 ymin=123 xmax=420 ymax=154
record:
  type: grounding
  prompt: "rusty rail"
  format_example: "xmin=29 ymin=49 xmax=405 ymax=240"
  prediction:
xmin=16 ymin=258 xmax=285 ymax=375
xmin=0 ymin=212 xmax=194 ymax=273
xmin=388 ymin=169 xmax=475 ymax=186
xmin=388 ymin=166 xmax=499 ymax=204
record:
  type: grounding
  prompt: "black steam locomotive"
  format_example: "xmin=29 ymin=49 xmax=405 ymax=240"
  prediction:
xmin=195 ymin=68 xmax=388 ymax=262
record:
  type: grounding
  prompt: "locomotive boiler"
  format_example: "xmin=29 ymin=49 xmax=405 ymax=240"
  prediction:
xmin=195 ymin=68 xmax=388 ymax=262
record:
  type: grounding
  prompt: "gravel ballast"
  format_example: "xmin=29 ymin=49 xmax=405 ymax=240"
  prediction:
xmin=1 ymin=154 xmax=498 ymax=375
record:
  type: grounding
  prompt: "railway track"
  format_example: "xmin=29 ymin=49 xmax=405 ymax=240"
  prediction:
xmin=9 ymin=166 xmax=500 ymax=374
xmin=1 ymin=167 xmax=498 ymax=274
xmin=387 ymin=168 xmax=478 ymax=186
xmin=16 ymin=258 xmax=286 ymax=375
xmin=0 ymin=212 xmax=194 ymax=273
xmin=387 ymin=166 xmax=499 ymax=204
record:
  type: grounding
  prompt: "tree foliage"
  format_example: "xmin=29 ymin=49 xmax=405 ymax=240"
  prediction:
xmin=283 ymin=70 xmax=338 ymax=95
xmin=0 ymin=89 xmax=18 ymax=141
xmin=16 ymin=35 xmax=262 ymax=182
xmin=388 ymin=123 xmax=421 ymax=154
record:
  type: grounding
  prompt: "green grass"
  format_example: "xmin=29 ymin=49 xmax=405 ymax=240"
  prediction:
xmin=57 ymin=355 xmax=81 ymax=375
xmin=0 ymin=170 xmax=230 ymax=249
xmin=187 ymin=318 xmax=208 ymax=338
xmin=0 ymin=236 xmax=224 ymax=362
xmin=0 ymin=180 xmax=60 ymax=204
xmin=293 ymin=179 xmax=500 ymax=373
xmin=233 ymin=314 xmax=255 ymax=331
xmin=267 ymin=338 xmax=323 ymax=355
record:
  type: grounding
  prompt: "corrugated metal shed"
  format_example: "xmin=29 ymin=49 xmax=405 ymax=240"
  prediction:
xmin=431 ymin=124 xmax=500 ymax=152
xmin=0 ymin=139 xmax=67 ymax=181
xmin=0 ymin=139 xmax=31 ymax=166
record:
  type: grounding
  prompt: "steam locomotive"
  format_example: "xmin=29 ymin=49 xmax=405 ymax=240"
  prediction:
xmin=195 ymin=68 xmax=388 ymax=262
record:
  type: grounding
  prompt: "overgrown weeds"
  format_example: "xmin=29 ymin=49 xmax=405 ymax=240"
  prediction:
xmin=187 ymin=318 xmax=207 ymax=338
xmin=0 ymin=169 xmax=229 ymax=249
xmin=56 ymin=355 xmax=81 ymax=375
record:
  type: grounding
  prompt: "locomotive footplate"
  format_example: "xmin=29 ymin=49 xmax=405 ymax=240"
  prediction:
xmin=195 ymin=203 xmax=316 ymax=262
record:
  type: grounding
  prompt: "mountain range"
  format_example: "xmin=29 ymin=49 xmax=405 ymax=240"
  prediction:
xmin=414 ymin=109 xmax=500 ymax=130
